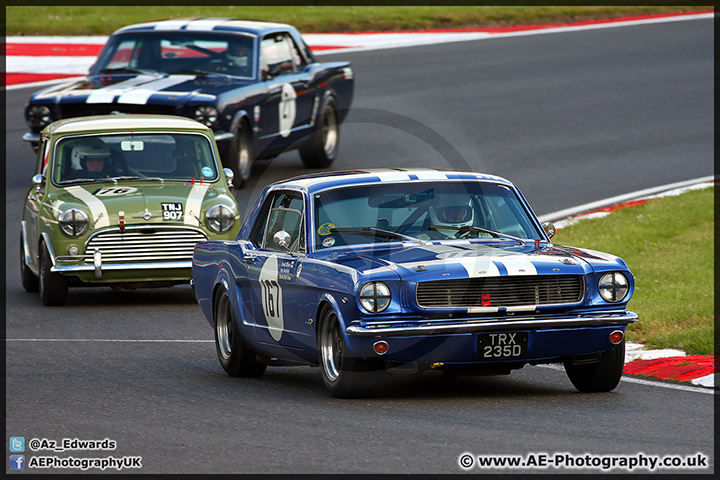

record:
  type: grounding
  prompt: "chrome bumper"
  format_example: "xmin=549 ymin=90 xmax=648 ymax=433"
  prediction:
xmin=346 ymin=312 xmax=638 ymax=337
xmin=52 ymin=260 xmax=192 ymax=276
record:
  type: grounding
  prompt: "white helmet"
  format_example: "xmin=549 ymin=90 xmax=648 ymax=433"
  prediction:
xmin=429 ymin=196 xmax=474 ymax=235
xmin=71 ymin=138 xmax=110 ymax=171
xmin=227 ymin=40 xmax=250 ymax=68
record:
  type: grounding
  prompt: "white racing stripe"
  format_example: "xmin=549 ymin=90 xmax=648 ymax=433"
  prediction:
xmin=184 ymin=19 xmax=226 ymax=31
xmin=86 ymin=74 xmax=165 ymax=103
xmin=184 ymin=183 xmax=209 ymax=226
xmin=116 ymin=75 xmax=196 ymax=104
xmin=65 ymin=186 xmax=109 ymax=228
xmin=153 ymin=19 xmax=194 ymax=31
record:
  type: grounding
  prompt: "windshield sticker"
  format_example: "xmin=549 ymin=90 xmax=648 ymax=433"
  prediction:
xmin=322 ymin=237 xmax=336 ymax=248
xmin=93 ymin=187 xmax=138 ymax=196
xmin=161 ymin=202 xmax=183 ymax=221
xmin=318 ymin=223 xmax=335 ymax=236
xmin=201 ymin=167 xmax=213 ymax=177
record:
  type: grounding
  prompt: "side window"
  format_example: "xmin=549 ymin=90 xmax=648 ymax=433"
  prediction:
xmin=258 ymin=191 xmax=305 ymax=252
xmin=260 ymin=34 xmax=296 ymax=79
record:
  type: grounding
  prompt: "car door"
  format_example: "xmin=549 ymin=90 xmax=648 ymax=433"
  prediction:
xmin=248 ymin=190 xmax=309 ymax=356
xmin=23 ymin=136 xmax=52 ymax=271
xmin=257 ymin=32 xmax=315 ymax=148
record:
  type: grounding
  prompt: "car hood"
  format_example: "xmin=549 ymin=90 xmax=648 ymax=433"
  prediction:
xmin=53 ymin=181 xmax=228 ymax=229
xmin=32 ymin=73 xmax=253 ymax=103
xmin=310 ymin=242 xmax=627 ymax=280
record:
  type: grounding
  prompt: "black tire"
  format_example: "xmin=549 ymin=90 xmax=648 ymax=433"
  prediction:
xmin=214 ymin=288 xmax=266 ymax=377
xmin=39 ymin=242 xmax=67 ymax=306
xmin=564 ymin=341 xmax=625 ymax=393
xmin=20 ymin=232 xmax=39 ymax=292
xmin=299 ymin=97 xmax=339 ymax=168
xmin=226 ymin=121 xmax=253 ymax=189
xmin=318 ymin=305 xmax=379 ymax=398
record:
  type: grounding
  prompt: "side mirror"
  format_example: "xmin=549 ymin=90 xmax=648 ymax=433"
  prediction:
xmin=32 ymin=174 xmax=45 ymax=193
xmin=273 ymin=230 xmax=291 ymax=250
xmin=223 ymin=168 xmax=234 ymax=188
xmin=541 ymin=221 xmax=556 ymax=239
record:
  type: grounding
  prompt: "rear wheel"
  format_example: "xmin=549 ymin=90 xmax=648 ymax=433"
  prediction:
xmin=20 ymin=232 xmax=39 ymax=292
xmin=39 ymin=242 xmax=67 ymax=306
xmin=299 ymin=98 xmax=339 ymax=168
xmin=226 ymin=121 xmax=252 ymax=188
xmin=318 ymin=305 xmax=379 ymax=398
xmin=564 ymin=341 xmax=625 ymax=392
xmin=214 ymin=288 xmax=266 ymax=377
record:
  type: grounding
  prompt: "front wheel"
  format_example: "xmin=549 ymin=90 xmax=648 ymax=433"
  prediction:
xmin=39 ymin=242 xmax=67 ymax=306
xmin=299 ymin=98 xmax=339 ymax=168
xmin=226 ymin=121 xmax=253 ymax=189
xmin=564 ymin=341 xmax=625 ymax=392
xmin=214 ymin=288 xmax=266 ymax=377
xmin=318 ymin=305 xmax=379 ymax=398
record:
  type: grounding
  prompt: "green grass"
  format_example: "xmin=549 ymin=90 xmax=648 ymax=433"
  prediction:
xmin=552 ymin=187 xmax=714 ymax=355
xmin=6 ymin=5 xmax=712 ymax=36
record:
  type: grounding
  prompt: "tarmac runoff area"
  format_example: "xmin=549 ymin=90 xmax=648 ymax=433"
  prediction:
xmin=5 ymin=11 xmax=715 ymax=388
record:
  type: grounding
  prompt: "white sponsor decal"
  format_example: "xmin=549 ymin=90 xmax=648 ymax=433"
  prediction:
xmin=65 ymin=186 xmax=109 ymax=228
xmin=278 ymin=83 xmax=297 ymax=137
xmin=259 ymin=256 xmax=284 ymax=341
xmin=184 ymin=183 xmax=209 ymax=226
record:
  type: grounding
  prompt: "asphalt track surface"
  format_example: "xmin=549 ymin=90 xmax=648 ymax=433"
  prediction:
xmin=4 ymin=17 xmax=714 ymax=474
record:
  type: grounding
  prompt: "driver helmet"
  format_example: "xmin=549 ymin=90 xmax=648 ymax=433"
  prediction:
xmin=227 ymin=39 xmax=250 ymax=68
xmin=71 ymin=138 xmax=111 ymax=171
xmin=429 ymin=196 xmax=474 ymax=235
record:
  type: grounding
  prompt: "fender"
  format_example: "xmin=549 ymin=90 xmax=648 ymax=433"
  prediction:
xmin=21 ymin=221 xmax=38 ymax=276
xmin=40 ymin=232 xmax=56 ymax=267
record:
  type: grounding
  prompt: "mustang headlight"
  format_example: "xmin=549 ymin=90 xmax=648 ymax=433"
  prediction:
xmin=194 ymin=106 xmax=219 ymax=128
xmin=26 ymin=105 xmax=52 ymax=129
xmin=206 ymin=204 xmax=235 ymax=233
xmin=359 ymin=282 xmax=391 ymax=313
xmin=598 ymin=272 xmax=629 ymax=303
xmin=59 ymin=208 xmax=89 ymax=237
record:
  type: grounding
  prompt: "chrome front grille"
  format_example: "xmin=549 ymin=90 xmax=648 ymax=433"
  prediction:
xmin=84 ymin=226 xmax=209 ymax=264
xmin=416 ymin=275 xmax=584 ymax=308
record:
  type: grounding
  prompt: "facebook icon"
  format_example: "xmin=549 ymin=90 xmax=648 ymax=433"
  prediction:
xmin=10 ymin=455 xmax=25 ymax=470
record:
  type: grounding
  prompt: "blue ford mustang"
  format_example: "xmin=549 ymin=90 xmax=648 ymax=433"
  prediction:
xmin=23 ymin=18 xmax=354 ymax=188
xmin=191 ymin=169 xmax=637 ymax=397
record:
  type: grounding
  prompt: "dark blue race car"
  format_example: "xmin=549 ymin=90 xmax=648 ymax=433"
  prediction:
xmin=191 ymin=169 xmax=638 ymax=397
xmin=23 ymin=18 xmax=354 ymax=188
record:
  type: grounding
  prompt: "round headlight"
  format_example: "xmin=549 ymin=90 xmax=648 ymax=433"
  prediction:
xmin=206 ymin=204 xmax=235 ymax=233
xmin=26 ymin=105 xmax=52 ymax=129
xmin=59 ymin=208 xmax=89 ymax=237
xmin=359 ymin=282 xmax=391 ymax=313
xmin=194 ymin=106 xmax=219 ymax=127
xmin=598 ymin=272 xmax=629 ymax=303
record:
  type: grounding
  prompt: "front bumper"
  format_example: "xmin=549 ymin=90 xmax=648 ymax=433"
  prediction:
xmin=346 ymin=312 xmax=638 ymax=337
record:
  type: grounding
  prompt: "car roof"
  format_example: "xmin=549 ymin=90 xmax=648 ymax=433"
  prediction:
xmin=43 ymin=114 xmax=214 ymax=136
xmin=113 ymin=17 xmax=295 ymax=37
xmin=270 ymin=168 xmax=515 ymax=194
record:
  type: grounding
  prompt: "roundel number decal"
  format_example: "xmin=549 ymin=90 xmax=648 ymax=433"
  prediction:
xmin=94 ymin=187 xmax=138 ymax=196
xmin=278 ymin=83 xmax=297 ymax=138
xmin=259 ymin=256 xmax=284 ymax=341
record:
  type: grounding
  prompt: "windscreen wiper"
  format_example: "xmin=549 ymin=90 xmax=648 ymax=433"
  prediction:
xmin=429 ymin=225 xmax=524 ymax=243
xmin=331 ymin=227 xmax=426 ymax=245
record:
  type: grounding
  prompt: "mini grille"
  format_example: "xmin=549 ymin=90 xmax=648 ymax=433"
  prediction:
xmin=84 ymin=227 xmax=208 ymax=264
xmin=416 ymin=275 xmax=584 ymax=308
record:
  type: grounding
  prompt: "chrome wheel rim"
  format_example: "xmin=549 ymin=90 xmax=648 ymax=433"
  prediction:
xmin=216 ymin=295 xmax=232 ymax=361
xmin=237 ymin=132 xmax=250 ymax=180
xmin=320 ymin=311 xmax=342 ymax=382
xmin=322 ymin=109 xmax=338 ymax=157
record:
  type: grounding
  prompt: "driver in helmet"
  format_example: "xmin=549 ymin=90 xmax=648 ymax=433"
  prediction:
xmin=420 ymin=197 xmax=475 ymax=239
xmin=67 ymin=138 xmax=113 ymax=179
xmin=217 ymin=38 xmax=252 ymax=76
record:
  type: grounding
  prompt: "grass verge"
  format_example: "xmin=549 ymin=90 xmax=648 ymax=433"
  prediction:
xmin=552 ymin=187 xmax=714 ymax=355
xmin=6 ymin=5 xmax=711 ymax=36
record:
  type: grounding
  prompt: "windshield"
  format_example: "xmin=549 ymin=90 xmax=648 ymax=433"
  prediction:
xmin=52 ymin=133 xmax=220 ymax=184
xmin=313 ymin=182 xmax=543 ymax=249
xmin=90 ymin=32 xmax=256 ymax=79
